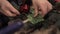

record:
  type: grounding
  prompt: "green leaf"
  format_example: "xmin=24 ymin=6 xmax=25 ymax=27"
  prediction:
xmin=27 ymin=7 xmax=44 ymax=24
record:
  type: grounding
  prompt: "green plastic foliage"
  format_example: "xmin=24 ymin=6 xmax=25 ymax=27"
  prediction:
xmin=27 ymin=7 xmax=44 ymax=24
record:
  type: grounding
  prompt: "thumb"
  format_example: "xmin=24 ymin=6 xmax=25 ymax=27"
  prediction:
xmin=32 ymin=0 xmax=38 ymax=17
xmin=34 ymin=7 xmax=38 ymax=17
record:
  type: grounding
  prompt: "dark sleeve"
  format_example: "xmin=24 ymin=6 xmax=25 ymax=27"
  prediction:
xmin=48 ymin=0 xmax=56 ymax=5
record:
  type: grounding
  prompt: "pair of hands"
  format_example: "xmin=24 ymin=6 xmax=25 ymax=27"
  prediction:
xmin=0 ymin=0 xmax=52 ymax=17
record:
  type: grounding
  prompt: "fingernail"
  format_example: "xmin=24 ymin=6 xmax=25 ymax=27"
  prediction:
xmin=16 ymin=11 xmax=20 ymax=15
xmin=34 ymin=14 xmax=37 ymax=17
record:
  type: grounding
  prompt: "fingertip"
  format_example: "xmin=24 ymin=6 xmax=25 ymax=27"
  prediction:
xmin=11 ymin=9 xmax=20 ymax=15
xmin=15 ymin=10 xmax=20 ymax=15
xmin=7 ymin=3 xmax=20 ymax=15
xmin=34 ymin=13 xmax=37 ymax=17
xmin=34 ymin=11 xmax=38 ymax=17
xmin=12 ymin=8 xmax=20 ymax=15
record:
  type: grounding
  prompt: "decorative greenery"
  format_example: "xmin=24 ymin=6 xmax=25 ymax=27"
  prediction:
xmin=27 ymin=7 xmax=44 ymax=24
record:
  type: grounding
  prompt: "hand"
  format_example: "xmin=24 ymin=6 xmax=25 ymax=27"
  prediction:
xmin=32 ymin=0 xmax=52 ymax=17
xmin=0 ymin=0 xmax=20 ymax=17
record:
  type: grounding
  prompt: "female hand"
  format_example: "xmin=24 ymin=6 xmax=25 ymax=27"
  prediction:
xmin=32 ymin=0 xmax=52 ymax=17
xmin=0 ymin=0 xmax=20 ymax=17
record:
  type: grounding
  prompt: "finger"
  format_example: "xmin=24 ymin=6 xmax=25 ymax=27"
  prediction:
xmin=0 ymin=11 xmax=16 ymax=17
xmin=39 ymin=3 xmax=48 ymax=17
xmin=47 ymin=1 xmax=52 ymax=12
xmin=1 ymin=7 xmax=16 ymax=16
xmin=6 ymin=11 xmax=16 ymax=16
xmin=6 ymin=1 xmax=20 ymax=15
xmin=32 ymin=0 xmax=38 ymax=17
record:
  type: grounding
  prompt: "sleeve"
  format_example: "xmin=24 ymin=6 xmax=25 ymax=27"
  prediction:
xmin=48 ymin=0 xmax=56 ymax=5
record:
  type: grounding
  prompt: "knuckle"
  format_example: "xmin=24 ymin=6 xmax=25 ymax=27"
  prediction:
xmin=9 ymin=15 xmax=16 ymax=17
xmin=1 ymin=6 xmax=5 ymax=10
xmin=40 ymin=2 xmax=45 ymax=4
